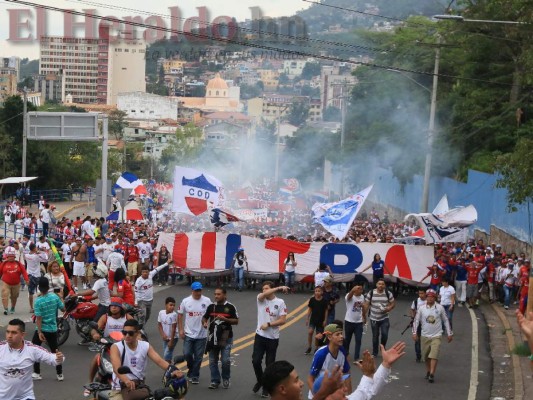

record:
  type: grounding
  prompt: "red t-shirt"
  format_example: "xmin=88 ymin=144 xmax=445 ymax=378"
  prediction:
xmin=519 ymin=266 xmax=529 ymax=288
xmin=466 ymin=264 xmax=483 ymax=285
xmin=0 ymin=261 xmax=29 ymax=285
xmin=126 ymin=245 xmax=139 ymax=263
xmin=116 ymin=279 xmax=135 ymax=305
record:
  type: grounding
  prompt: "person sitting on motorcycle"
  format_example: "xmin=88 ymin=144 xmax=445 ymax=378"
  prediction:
xmin=110 ymin=268 xmax=135 ymax=306
xmin=77 ymin=262 xmax=111 ymax=325
xmin=85 ymin=298 xmax=132 ymax=396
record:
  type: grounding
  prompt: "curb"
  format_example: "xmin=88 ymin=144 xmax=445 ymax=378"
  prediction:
xmin=491 ymin=303 xmax=523 ymax=400
xmin=56 ymin=201 xmax=94 ymax=219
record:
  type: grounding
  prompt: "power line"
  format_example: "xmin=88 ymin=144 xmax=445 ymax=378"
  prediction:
xmin=6 ymin=0 xmax=516 ymax=87
xmin=0 ymin=112 xmax=24 ymax=126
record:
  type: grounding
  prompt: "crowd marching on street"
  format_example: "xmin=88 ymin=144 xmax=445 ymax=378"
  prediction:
xmin=0 ymin=184 xmax=531 ymax=400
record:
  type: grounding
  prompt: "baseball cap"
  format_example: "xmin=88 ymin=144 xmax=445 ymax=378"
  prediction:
xmin=324 ymin=323 xmax=343 ymax=334
xmin=313 ymin=372 xmax=350 ymax=395
xmin=323 ymin=276 xmax=333 ymax=283
xmin=191 ymin=282 xmax=203 ymax=291
xmin=426 ymin=289 xmax=437 ymax=297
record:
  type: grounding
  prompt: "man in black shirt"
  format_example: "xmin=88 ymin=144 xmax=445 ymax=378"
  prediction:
xmin=305 ymin=286 xmax=328 ymax=355
xmin=202 ymin=287 xmax=239 ymax=390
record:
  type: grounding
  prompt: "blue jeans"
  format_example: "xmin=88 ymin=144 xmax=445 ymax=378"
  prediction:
xmin=183 ymin=336 xmax=207 ymax=379
xmin=326 ymin=307 xmax=336 ymax=325
xmin=284 ymin=271 xmax=295 ymax=288
xmin=344 ymin=321 xmax=363 ymax=360
xmin=163 ymin=339 xmax=177 ymax=362
xmin=370 ymin=318 xmax=390 ymax=357
xmin=503 ymin=285 xmax=512 ymax=308
xmin=234 ymin=268 xmax=244 ymax=290
xmin=443 ymin=304 xmax=454 ymax=330
xmin=209 ymin=337 xmax=233 ymax=383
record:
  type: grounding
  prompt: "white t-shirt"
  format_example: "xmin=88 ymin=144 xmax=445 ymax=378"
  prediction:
xmin=178 ymin=295 xmax=211 ymax=339
xmin=92 ymin=278 xmax=111 ymax=306
xmin=93 ymin=244 xmax=104 ymax=261
xmin=36 ymin=241 xmax=50 ymax=254
xmin=344 ymin=294 xmax=365 ymax=323
xmin=158 ymin=310 xmax=179 ymax=338
xmin=0 ymin=341 xmax=60 ymax=400
xmin=107 ymin=252 xmax=126 ymax=272
xmin=111 ymin=340 xmax=149 ymax=390
xmin=40 ymin=209 xmax=51 ymax=224
xmin=61 ymin=243 xmax=73 ymax=263
xmin=439 ymin=285 xmax=456 ymax=306
xmin=25 ymin=252 xmax=48 ymax=278
xmin=255 ymin=295 xmax=288 ymax=340
xmin=134 ymin=264 xmax=167 ymax=302
xmin=314 ymin=271 xmax=330 ymax=287
xmin=103 ymin=315 xmax=127 ymax=337
xmin=136 ymin=242 xmax=153 ymax=262
xmin=285 ymin=260 xmax=296 ymax=273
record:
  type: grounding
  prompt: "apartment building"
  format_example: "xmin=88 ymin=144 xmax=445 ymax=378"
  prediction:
xmin=33 ymin=73 xmax=66 ymax=103
xmin=0 ymin=68 xmax=17 ymax=106
xmin=39 ymin=34 xmax=146 ymax=105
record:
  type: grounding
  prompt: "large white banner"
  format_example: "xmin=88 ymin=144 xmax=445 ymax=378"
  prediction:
xmin=156 ymin=232 xmax=434 ymax=284
xmin=172 ymin=166 xmax=223 ymax=216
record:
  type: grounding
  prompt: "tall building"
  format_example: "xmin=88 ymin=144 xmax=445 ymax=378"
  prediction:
xmin=1 ymin=57 xmax=21 ymax=81
xmin=39 ymin=35 xmax=146 ymax=105
xmin=320 ymin=64 xmax=357 ymax=112
xmin=0 ymin=67 xmax=17 ymax=106
xmin=33 ymin=72 xmax=66 ymax=103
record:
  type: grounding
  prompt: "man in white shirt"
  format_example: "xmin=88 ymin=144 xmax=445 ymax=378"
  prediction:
xmin=136 ymin=235 xmax=153 ymax=271
xmin=39 ymin=204 xmax=52 ymax=237
xmin=412 ymin=289 xmax=453 ymax=383
xmin=135 ymin=262 xmax=171 ymax=325
xmin=177 ymin=282 xmax=212 ymax=385
xmin=0 ymin=318 xmax=64 ymax=400
xmin=344 ymin=282 xmax=366 ymax=361
xmin=60 ymin=237 xmax=73 ymax=278
xmin=438 ymin=278 xmax=456 ymax=329
xmin=252 ymin=281 xmax=289 ymax=398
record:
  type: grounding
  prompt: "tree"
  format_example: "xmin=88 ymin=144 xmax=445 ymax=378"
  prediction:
xmin=495 ymin=137 xmax=533 ymax=211
xmin=288 ymin=100 xmax=310 ymax=126
xmin=239 ymin=83 xmax=261 ymax=99
xmin=323 ymin=106 xmax=341 ymax=122
xmin=300 ymin=62 xmax=321 ymax=80
xmin=108 ymin=109 xmax=128 ymax=141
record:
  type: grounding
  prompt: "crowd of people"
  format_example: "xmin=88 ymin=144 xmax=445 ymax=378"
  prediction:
xmin=0 ymin=181 xmax=531 ymax=400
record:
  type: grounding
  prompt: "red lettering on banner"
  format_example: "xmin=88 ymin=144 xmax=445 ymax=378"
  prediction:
xmin=201 ymin=232 xmax=216 ymax=269
xmin=173 ymin=233 xmax=189 ymax=268
xmin=264 ymin=238 xmax=311 ymax=272
xmin=385 ymin=245 xmax=413 ymax=279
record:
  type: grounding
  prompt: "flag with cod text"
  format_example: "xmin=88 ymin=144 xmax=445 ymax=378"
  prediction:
xmin=173 ymin=166 xmax=223 ymax=216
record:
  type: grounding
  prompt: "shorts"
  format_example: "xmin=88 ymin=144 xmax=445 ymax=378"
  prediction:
xmin=109 ymin=389 xmax=123 ymax=400
xmin=421 ymin=336 xmax=442 ymax=361
xmin=466 ymin=284 xmax=477 ymax=299
xmin=28 ymin=275 xmax=41 ymax=295
xmin=73 ymin=261 xmax=85 ymax=277
xmin=127 ymin=261 xmax=138 ymax=277
xmin=309 ymin=323 xmax=325 ymax=333
xmin=86 ymin=263 xmax=94 ymax=279
xmin=1 ymin=281 xmax=20 ymax=302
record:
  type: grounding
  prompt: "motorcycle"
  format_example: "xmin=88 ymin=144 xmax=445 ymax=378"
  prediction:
xmin=57 ymin=295 xmax=149 ymax=346
xmin=95 ymin=332 xmax=124 ymax=384
xmin=57 ymin=295 xmax=98 ymax=346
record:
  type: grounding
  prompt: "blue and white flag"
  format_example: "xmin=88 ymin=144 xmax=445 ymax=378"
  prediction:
xmin=113 ymin=171 xmax=148 ymax=195
xmin=210 ymin=208 xmax=242 ymax=228
xmin=312 ymin=185 xmax=373 ymax=239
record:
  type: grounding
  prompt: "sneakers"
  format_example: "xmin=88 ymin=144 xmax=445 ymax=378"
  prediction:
xmin=252 ymin=382 xmax=262 ymax=393
xmin=425 ymin=371 xmax=430 ymax=380
xmin=261 ymin=389 xmax=269 ymax=398
xmin=304 ymin=347 xmax=312 ymax=355
xmin=504 ymin=305 xmax=509 ymax=310
xmin=428 ymin=374 xmax=435 ymax=383
xmin=9 ymin=307 xmax=15 ymax=314
xmin=32 ymin=373 xmax=42 ymax=380
xmin=57 ymin=374 xmax=64 ymax=381
xmin=209 ymin=382 xmax=219 ymax=389
xmin=3 ymin=309 xmax=7 ymax=315
xmin=222 ymin=379 xmax=230 ymax=389
xmin=158 ymin=283 xmax=162 ymax=287
xmin=83 ymin=388 xmax=91 ymax=397
xmin=190 ymin=377 xmax=199 ymax=385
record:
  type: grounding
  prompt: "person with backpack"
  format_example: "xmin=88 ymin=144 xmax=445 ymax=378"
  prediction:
xmin=363 ymin=278 xmax=395 ymax=358
xmin=410 ymin=288 xmax=427 ymax=362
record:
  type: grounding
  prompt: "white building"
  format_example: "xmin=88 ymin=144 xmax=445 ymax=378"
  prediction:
xmin=280 ymin=58 xmax=314 ymax=78
xmin=117 ymin=92 xmax=179 ymax=120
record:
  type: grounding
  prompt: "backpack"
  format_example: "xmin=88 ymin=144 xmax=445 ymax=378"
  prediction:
xmin=367 ymin=286 xmax=392 ymax=316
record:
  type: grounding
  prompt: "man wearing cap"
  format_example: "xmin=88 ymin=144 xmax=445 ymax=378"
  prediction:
xmin=178 ymin=282 xmax=212 ymax=385
xmin=251 ymin=281 xmax=289 ymax=397
xmin=31 ymin=277 xmax=65 ymax=381
xmin=307 ymin=323 xmax=351 ymax=399
xmin=231 ymin=248 xmax=248 ymax=292
xmin=0 ymin=247 xmax=29 ymax=315
xmin=412 ymin=288 xmax=453 ymax=383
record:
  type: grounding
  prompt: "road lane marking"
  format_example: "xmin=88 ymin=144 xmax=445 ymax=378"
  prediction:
xmin=467 ymin=307 xmax=478 ymax=400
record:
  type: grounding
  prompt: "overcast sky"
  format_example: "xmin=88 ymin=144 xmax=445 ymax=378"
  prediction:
xmin=0 ymin=0 xmax=311 ymax=59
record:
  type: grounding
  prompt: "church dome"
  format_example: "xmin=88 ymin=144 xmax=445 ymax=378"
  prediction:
xmin=206 ymin=73 xmax=228 ymax=90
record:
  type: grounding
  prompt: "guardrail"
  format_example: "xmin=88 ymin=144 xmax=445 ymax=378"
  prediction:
xmin=1 ymin=187 xmax=95 ymax=205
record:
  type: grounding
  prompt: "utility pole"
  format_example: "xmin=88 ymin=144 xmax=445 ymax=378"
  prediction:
xmin=421 ymin=35 xmax=441 ymax=213
xmin=274 ymin=103 xmax=289 ymax=188
xmin=22 ymin=88 xmax=28 ymax=177
xmin=101 ymin=117 xmax=109 ymax=218
xmin=340 ymin=85 xmax=347 ymax=197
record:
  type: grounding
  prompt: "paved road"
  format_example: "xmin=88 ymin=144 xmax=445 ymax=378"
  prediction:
xmin=0 ymin=283 xmax=491 ymax=400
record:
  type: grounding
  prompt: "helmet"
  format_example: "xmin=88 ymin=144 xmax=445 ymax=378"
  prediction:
xmin=163 ymin=366 xmax=188 ymax=399
xmin=4 ymin=246 xmax=16 ymax=258
xmin=93 ymin=262 xmax=108 ymax=278
xmin=109 ymin=297 xmax=124 ymax=308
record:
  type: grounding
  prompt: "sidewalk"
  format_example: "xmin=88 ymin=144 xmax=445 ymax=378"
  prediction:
xmin=480 ymin=302 xmax=533 ymax=400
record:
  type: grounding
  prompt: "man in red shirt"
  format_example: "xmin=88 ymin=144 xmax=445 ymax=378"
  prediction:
xmin=466 ymin=262 xmax=484 ymax=309
xmin=126 ymin=239 xmax=139 ymax=280
xmin=518 ymin=259 xmax=530 ymax=314
xmin=0 ymin=247 xmax=29 ymax=314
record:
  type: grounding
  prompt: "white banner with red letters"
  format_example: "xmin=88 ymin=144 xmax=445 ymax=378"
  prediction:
xmin=156 ymin=232 xmax=434 ymax=284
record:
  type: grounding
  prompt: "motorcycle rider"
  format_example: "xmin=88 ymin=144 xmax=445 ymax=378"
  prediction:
xmin=77 ymin=263 xmax=111 ymax=329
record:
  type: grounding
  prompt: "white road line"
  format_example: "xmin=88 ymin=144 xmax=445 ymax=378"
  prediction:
xmin=467 ymin=307 xmax=479 ymax=400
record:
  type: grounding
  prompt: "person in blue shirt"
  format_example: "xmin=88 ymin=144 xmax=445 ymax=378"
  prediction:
xmin=455 ymin=259 xmax=468 ymax=306
xmin=359 ymin=254 xmax=392 ymax=287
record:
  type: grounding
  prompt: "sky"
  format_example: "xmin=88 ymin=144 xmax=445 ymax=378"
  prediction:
xmin=0 ymin=0 xmax=311 ymax=59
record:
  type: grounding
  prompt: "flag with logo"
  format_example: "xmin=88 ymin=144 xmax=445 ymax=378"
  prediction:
xmin=210 ymin=208 xmax=242 ymax=227
xmin=312 ymin=185 xmax=373 ymax=239
xmin=173 ymin=166 xmax=223 ymax=216
xmin=113 ymin=171 xmax=148 ymax=195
